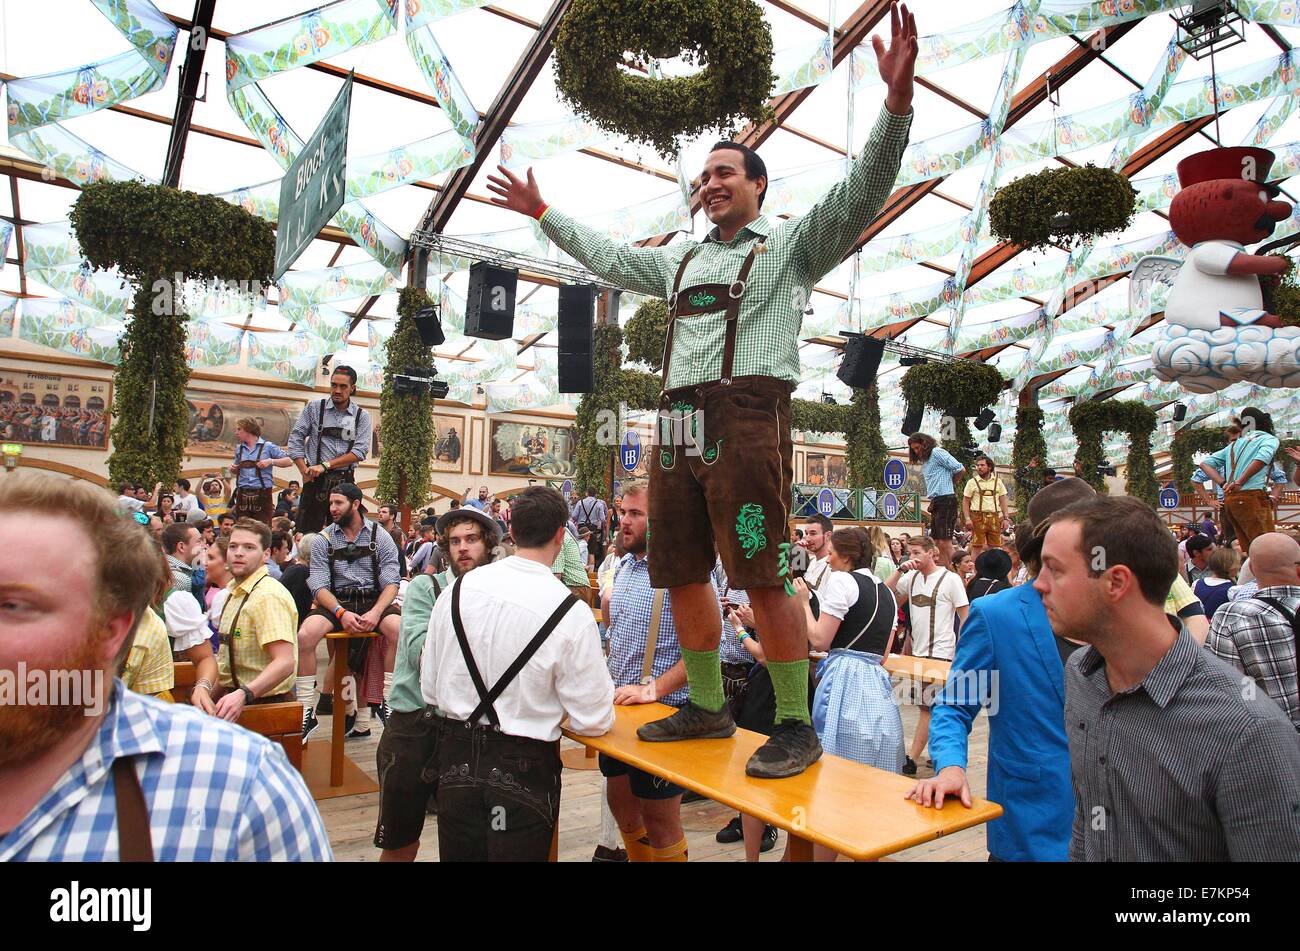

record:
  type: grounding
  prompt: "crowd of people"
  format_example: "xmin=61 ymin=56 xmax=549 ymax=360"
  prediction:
xmin=4 ymin=416 xmax=1296 ymax=862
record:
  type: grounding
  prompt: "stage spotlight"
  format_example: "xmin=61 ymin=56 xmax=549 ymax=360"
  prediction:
xmin=901 ymin=405 xmax=923 ymax=436
xmin=1172 ymin=402 xmax=1187 ymax=422
xmin=413 ymin=305 xmax=445 ymax=347
xmin=973 ymin=408 xmax=996 ymax=431
xmin=899 ymin=356 xmax=929 ymax=366
xmin=821 ymin=393 xmax=838 ymax=405
xmin=988 ymin=422 xmax=1002 ymax=442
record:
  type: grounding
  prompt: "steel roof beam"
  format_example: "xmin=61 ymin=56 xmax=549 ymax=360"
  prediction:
xmin=162 ymin=0 xmax=218 ymax=188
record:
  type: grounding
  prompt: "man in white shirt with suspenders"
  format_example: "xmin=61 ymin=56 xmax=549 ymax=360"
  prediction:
xmin=886 ymin=535 xmax=969 ymax=775
xmin=422 ymin=486 xmax=613 ymax=861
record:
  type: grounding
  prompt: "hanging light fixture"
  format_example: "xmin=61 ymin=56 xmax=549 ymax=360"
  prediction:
xmin=1173 ymin=0 xmax=1246 ymax=59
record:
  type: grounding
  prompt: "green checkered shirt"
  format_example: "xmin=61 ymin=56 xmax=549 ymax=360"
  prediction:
xmin=539 ymin=106 xmax=913 ymax=390
xmin=551 ymin=532 xmax=588 ymax=586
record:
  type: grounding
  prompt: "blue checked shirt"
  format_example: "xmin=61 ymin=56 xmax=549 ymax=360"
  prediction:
xmin=309 ymin=519 xmax=401 ymax=596
xmin=608 ymin=554 xmax=722 ymax=707
xmin=0 ymin=683 xmax=332 ymax=861
xmin=713 ymin=558 xmax=752 ymax=667
xmin=233 ymin=437 xmax=287 ymax=490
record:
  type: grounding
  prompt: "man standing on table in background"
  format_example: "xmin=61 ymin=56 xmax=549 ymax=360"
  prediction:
xmin=486 ymin=3 xmax=918 ymax=779
xmin=287 ymin=365 xmax=373 ymax=534
xmin=231 ymin=417 xmax=294 ymax=526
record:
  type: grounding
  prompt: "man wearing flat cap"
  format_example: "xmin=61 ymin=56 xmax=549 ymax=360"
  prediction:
xmin=295 ymin=482 xmax=402 ymax=741
xmin=907 ymin=477 xmax=1097 ymax=862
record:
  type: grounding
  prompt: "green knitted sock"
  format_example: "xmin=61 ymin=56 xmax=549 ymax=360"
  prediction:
xmin=767 ymin=658 xmax=812 ymax=725
xmin=680 ymin=647 xmax=726 ymax=714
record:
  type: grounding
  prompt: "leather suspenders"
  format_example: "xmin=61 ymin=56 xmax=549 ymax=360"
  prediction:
xmin=114 ymin=757 xmax=154 ymax=862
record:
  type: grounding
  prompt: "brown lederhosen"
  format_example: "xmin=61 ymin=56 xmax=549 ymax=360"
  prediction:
xmin=647 ymin=242 xmax=794 ymax=591
xmin=1221 ymin=435 xmax=1276 ymax=550
xmin=968 ymin=477 xmax=1003 ymax=546
xmin=232 ymin=442 xmax=275 ymax=526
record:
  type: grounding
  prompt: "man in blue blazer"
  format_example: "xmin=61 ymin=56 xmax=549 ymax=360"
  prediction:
xmin=906 ymin=477 xmax=1097 ymax=861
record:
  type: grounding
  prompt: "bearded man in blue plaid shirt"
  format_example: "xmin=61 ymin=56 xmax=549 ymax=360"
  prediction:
xmin=488 ymin=5 xmax=919 ymax=779
xmin=0 ymin=473 xmax=330 ymax=862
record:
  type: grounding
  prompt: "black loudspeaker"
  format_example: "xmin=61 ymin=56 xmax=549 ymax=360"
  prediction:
xmin=837 ymin=334 xmax=886 ymax=389
xmin=464 ymin=262 xmax=518 ymax=340
xmin=413 ymin=305 xmax=444 ymax=347
xmin=901 ymin=405 xmax=923 ymax=437
xmin=988 ymin=422 xmax=1002 ymax=443
xmin=558 ymin=284 xmax=596 ymax=393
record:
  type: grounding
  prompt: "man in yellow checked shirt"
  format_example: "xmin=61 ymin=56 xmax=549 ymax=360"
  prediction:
xmin=211 ymin=519 xmax=298 ymax=720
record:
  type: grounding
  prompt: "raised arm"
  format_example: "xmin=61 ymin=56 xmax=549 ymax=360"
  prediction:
xmin=786 ymin=3 xmax=917 ymax=281
xmin=485 ymin=165 xmax=675 ymax=297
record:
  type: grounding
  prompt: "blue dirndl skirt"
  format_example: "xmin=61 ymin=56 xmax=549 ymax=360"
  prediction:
xmin=812 ymin=649 xmax=905 ymax=772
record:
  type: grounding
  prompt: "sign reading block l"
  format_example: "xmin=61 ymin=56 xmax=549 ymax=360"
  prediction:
xmin=274 ymin=73 xmax=353 ymax=282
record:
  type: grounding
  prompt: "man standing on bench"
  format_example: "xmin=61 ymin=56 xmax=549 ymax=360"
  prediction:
xmin=210 ymin=519 xmax=300 ymax=720
xmin=487 ymin=6 xmax=917 ymax=777
xmin=287 ymin=365 xmax=373 ymax=535
xmin=422 ymin=486 xmax=614 ymax=861
xmin=297 ymin=483 xmax=402 ymax=742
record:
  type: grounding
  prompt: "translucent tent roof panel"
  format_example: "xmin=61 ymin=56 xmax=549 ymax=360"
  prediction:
xmin=3 ymin=0 xmax=1299 ymax=433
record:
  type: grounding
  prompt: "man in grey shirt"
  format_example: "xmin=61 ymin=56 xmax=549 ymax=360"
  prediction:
xmin=287 ymin=365 xmax=374 ymax=534
xmin=295 ymin=483 xmax=401 ymax=742
xmin=1035 ymin=495 xmax=1300 ymax=861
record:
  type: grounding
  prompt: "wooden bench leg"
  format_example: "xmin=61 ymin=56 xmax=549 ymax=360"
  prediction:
xmin=330 ymin=640 xmax=349 ymax=788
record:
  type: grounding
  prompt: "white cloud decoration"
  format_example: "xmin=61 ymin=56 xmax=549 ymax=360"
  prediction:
xmin=1152 ymin=324 xmax=1300 ymax=393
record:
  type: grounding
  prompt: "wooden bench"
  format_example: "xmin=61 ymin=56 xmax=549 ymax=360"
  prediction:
xmin=303 ymin=631 xmax=381 ymax=801
xmin=881 ymin=654 xmax=952 ymax=686
xmin=562 ymin=702 xmax=1001 ymax=861
xmin=239 ymin=702 xmax=305 ymax=773
xmin=172 ymin=660 xmax=196 ymax=705
xmin=169 ymin=662 xmax=304 ymax=773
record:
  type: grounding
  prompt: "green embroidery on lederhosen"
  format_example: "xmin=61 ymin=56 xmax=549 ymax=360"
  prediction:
xmin=657 ymin=412 xmax=678 ymax=471
xmin=735 ymin=504 xmax=767 ymax=560
xmin=701 ymin=439 xmax=722 ymax=464
xmin=776 ymin=542 xmax=796 ymax=597
xmin=688 ymin=291 xmax=718 ymax=308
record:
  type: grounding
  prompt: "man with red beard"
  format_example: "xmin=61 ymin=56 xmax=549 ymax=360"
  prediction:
xmin=375 ymin=507 xmax=500 ymax=861
xmin=0 ymin=472 xmax=330 ymax=861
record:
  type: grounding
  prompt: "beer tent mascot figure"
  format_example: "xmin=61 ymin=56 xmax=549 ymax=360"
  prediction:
xmin=487 ymin=3 xmax=919 ymax=778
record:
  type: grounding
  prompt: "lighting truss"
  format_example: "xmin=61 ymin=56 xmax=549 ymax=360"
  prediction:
xmin=408 ymin=232 xmax=621 ymax=291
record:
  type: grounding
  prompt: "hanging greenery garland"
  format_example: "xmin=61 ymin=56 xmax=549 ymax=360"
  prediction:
xmin=376 ymin=287 xmax=437 ymax=512
xmin=988 ymin=165 xmax=1137 ymax=252
xmin=1011 ymin=404 xmax=1047 ymax=512
xmin=900 ymin=360 xmax=1006 ymax=422
xmin=554 ymin=0 xmax=775 ymax=158
xmin=1068 ymin=399 xmax=1157 ymax=505
xmin=69 ymin=181 xmax=274 ymax=489
xmin=624 ymin=298 xmax=670 ymax=371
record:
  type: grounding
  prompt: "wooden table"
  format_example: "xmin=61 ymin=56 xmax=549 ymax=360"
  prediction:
xmin=304 ymin=631 xmax=380 ymax=801
xmin=562 ymin=703 xmax=1001 ymax=861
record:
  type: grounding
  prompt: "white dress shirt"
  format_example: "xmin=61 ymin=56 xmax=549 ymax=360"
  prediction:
xmin=163 ymin=590 xmax=212 ymax=653
xmin=422 ymin=555 xmax=614 ymax=741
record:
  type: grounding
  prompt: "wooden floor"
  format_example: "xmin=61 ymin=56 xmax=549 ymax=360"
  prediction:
xmin=317 ymin=697 xmax=993 ymax=862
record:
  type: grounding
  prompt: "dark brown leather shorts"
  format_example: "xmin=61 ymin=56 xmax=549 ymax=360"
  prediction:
xmin=647 ymin=375 xmax=793 ymax=591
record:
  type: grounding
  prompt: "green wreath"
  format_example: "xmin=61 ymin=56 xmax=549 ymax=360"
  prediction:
xmin=900 ymin=360 xmax=1007 ymax=472
xmin=554 ymin=0 xmax=775 ymax=158
xmin=989 ymin=164 xmax=1137 ymax=252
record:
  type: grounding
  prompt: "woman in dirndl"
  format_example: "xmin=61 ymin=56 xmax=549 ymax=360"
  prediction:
xmin=793 ymin=527 xmax=904 ymax=860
